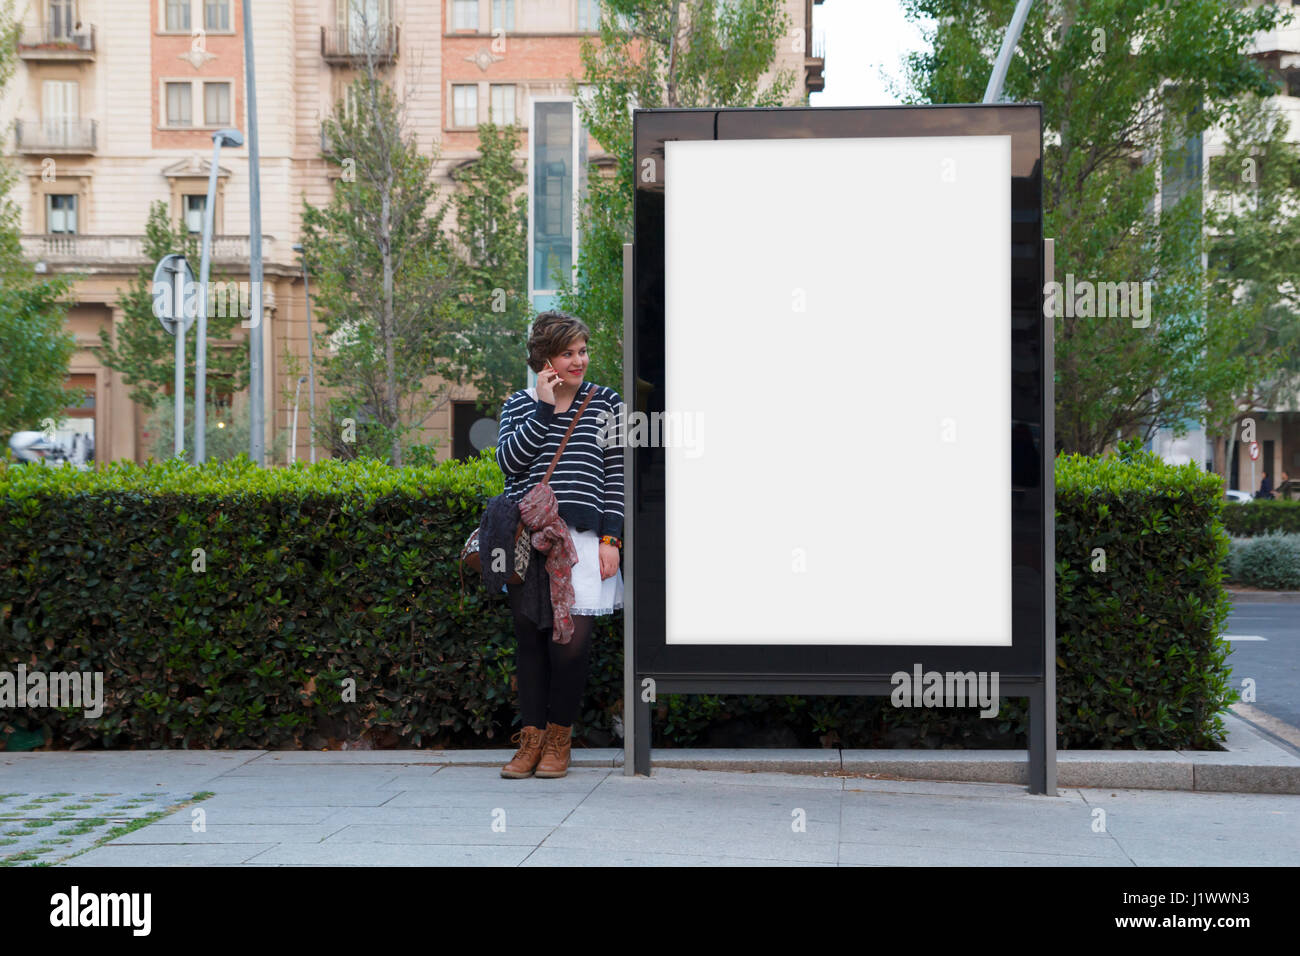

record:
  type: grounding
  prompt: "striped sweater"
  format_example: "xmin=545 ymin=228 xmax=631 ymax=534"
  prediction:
xmin=495 ymin=380 xmax=625 ymax=541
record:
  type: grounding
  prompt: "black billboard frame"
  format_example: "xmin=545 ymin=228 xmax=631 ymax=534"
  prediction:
xmin=624 ymin=104 xmax=1054 ymax=793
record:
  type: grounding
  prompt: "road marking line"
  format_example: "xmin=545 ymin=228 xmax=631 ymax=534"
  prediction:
xmin=1224 ymin=635 xmax=1267 ymax=641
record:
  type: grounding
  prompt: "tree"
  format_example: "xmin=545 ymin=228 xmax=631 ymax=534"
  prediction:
xmin=448 ymin=121 xmax=531 ymax=417
xmin=1202 ymin=93 xmax=1300 ymax=483
xmin=300 ymin=53 xmax=464 ymax=467
xmin=900 ymin=0 xmax=1293 ymax=457
xmin=555 ymin=0 xmax=802 ymax=390
xmin=0 ymin=0 xmax=76 ymax=447
xmin=95 ymin=200 xmax=251 ymax=417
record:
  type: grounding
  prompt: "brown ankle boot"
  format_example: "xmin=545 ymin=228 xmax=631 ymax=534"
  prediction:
xmin=534 ymin=722 xmax=572 ymax=778
xmin=500 ymin=725 xmax=545 ymax=778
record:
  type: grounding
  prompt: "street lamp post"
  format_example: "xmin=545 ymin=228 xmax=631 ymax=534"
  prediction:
xmin=290 ymin=376 xmax=307 ymax=465
xmin=292 ymin=243 xmax=318 ymax=464
xmin=244 ymin=0 xmax=265 ymax=466
xmin=195 ymin=127 xmax=245 ymax=465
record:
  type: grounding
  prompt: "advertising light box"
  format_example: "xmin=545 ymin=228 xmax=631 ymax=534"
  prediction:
xmin=663 ymin=133 xmax=1012 ymax=645
xmin=631 ymin=104 xmax=1046 ymax=686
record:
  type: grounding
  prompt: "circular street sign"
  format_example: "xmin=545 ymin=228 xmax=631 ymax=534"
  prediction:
xmin=1249 ymin=441 xmax=1260 ymax=461
xmin=151 ymin=254 xmax=196 ymax=336
xmin=469 ymin=416 xmax=499 ymax=452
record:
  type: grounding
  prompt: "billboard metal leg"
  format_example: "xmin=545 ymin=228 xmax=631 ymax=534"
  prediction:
xmin=1028 ymin=683 xmax=1046 ymax=794
xmin=634 ymin=685 xmax=652 ymax=776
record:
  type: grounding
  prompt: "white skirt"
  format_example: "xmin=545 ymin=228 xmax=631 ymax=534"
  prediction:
xmin=499 ymin=527 xmax=624 ymax=616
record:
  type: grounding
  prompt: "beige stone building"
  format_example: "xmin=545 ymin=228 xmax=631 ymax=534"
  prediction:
xmin=1 ymin=0 xmax=823 ymax=466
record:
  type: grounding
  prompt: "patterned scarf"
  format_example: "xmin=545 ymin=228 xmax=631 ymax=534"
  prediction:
xmin=518 ymin=481 xmax=579 ymax=643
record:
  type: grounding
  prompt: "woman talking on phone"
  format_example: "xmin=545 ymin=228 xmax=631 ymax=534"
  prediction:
xmin=494 ymin=310 xmax=624 ymax=779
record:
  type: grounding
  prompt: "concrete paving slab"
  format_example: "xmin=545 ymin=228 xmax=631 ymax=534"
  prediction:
xmin=170 ymin=806 xmax=341 ymax=825
xmin=0 ymin=751 xmax=262 ymax=791
xmin=519 ymin=846 xmax=834 ymax=866
xmin=321 ymin=823 xmax=554 ymax=846
xmin=1114 ymin=835 xmax=1293 ymax=866
xmin=242 ymin=842 xmax=533 ymax=865
xmin=190 ymin=790 xmax=404 ymax=808
xmin=838 ymin=843 xmax=1128 ymax=866
xmin=379 ymin=789 xmax=591 ymax=809
xmin=61 ymin=842 xmax=277 ymax=866
xmin=108 ymin=823 xmax=349 ymax=844
xmin=537 ymin=825 xmax=840 ymax=863
xmin=316 ymin=805 xmax=574 ymax=828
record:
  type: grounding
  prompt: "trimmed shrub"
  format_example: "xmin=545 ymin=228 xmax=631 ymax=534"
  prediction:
xmin=0 ymin=439 xmax=1237 ymax=751
xmin=1230 ymin=531 xmax=1300 ymax=590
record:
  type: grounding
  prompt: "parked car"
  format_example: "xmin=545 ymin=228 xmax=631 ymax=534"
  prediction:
xmin=7 ymin=429 xmax=94 ymax=469
xmin=1223 ymin=489 xmax=1253 ymax=504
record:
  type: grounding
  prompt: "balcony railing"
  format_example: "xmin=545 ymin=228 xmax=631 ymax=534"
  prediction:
xmin=806 ymin=25 xmax=826 ymax=94
xmin=21 ymin=234 xmax=276 ymax=268
xmin=17 ymin=23 xmax=95 ymax=59
xmin=14 ymin=118 xmax=97 ymax=154
xmin=320 ymin=24 xmax=399 ymax=64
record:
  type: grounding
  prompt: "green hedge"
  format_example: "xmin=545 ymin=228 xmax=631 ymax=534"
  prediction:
xmin=0 ymin=442 xmax=1238 ymax=751
xmin=1226 ymin=532 xmax=1300 ymax=589
xmin=1219 ymin=498 xmax=1300 ymax=536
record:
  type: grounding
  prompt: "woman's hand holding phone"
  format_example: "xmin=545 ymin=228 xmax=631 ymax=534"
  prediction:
xmin=536 ymin=361 xmax=562 ymax=406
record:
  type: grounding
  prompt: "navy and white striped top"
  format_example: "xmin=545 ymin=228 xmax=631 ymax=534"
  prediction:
xmin=495 ymin=380 xmax=625 ymax=541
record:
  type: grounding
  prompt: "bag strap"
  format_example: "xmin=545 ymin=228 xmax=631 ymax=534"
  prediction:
xmin=542 ymin=384 xmax=599 ymax=485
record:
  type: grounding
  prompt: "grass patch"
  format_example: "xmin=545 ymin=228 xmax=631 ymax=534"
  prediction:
xmin=56 ymin=792 xmax=215 ymax=866
xmin=56 ymin=818 xmax=106 ymax=836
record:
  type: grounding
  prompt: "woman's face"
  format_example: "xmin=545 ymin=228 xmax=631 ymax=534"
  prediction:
xmin=548 ymin=339 xmax=588 ymax=384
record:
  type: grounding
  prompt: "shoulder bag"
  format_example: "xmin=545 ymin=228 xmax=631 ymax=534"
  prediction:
xmin=459 ymin=384 xmax=599 ymax=591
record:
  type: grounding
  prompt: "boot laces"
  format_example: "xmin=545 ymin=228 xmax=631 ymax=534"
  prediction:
xmin=541 ymin=727 xmax=564 ymax=759
xmin=510 ymin=728 xmax=538 ymax=759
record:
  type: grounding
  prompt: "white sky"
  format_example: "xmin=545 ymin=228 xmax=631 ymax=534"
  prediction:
xmin=810 ymin=0 xmax=936 ymax=107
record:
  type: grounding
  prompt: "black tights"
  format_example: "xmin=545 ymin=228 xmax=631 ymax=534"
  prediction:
xmin=509 ymin=587 xmax=595 ymax=728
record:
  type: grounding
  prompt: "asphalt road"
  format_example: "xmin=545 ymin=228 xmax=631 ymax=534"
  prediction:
xmin=1223 ymin=600 xmax=1300 ymax=732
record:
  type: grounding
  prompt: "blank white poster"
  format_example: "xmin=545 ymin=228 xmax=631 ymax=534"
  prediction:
xmin=663 ymin=134 xmax=1012 ymax=645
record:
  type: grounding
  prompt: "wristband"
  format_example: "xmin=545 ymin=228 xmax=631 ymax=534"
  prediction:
xmin=600 ymin=535 xmax=622 ymax=549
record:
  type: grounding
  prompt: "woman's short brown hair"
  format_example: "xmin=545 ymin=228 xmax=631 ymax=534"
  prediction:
xmin=527 ymin=310 xmax=590 ymax=373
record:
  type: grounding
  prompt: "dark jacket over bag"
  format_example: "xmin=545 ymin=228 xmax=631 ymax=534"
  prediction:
xmin=479 ymin=493 xmax=552 ymax=630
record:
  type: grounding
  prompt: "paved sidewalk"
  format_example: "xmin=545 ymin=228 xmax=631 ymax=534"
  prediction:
xmin=2 ymin=729 xmax=1298 ymax=867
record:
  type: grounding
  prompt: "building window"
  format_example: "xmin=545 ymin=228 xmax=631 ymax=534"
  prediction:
xmin=47 ymin=194 xmax=77 ymax=234
xmin=42 ymin=79 xmax=78 ymax=144
xmin=204 ymin=81 xmax=231 ymax=125
xmin=166 ymin=82 xmax=192 ymax=126
xmin=184 ymin=194 xmax=206 ymax=233
xmin=577 ymin=0 xmax=601 ymax=31
xmin=453 ymin=84 xmax=478 ymax=127
xmin=491 ymin=0 xmax=513 ymax=31
xmin=49 ymin=0 xmax=77 ymax=39
xmin=166 ymin=0 xmax=190 ymax=31
xmin=205 ymin=0 xmax=231 ymax=31
xmin=343 ymin=0 xmax=387 ymax=49
xmin=452 ymin=0 xmax=477 ymax=30
xmin=489 ymin=84 xmax=515 ymax=124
